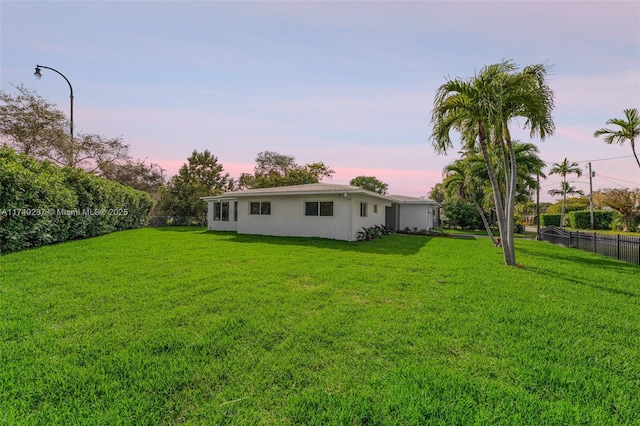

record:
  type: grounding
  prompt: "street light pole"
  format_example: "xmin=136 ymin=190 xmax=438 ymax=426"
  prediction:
xmin=34 ymin=65 xmax=74 ymax=141
xmin=588 ymin=162 xmax=595 ymax=229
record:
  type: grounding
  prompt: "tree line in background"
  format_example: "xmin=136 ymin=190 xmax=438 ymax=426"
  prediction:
xmin=0 ymin=84 xmax=391 ymax=229
xmin=2 ymin=72 xmax=637 ymax=258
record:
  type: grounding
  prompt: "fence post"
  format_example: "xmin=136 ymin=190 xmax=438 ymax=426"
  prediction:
xmin=593 ymin=232 xmax=597 ymax=254
xmin=617 ymin=234 xmax=620 ymax=260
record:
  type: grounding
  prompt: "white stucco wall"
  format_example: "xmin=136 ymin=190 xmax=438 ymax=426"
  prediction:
xmin=236 ymin=194 xmax=353 ymax=240
xmin=349 ymin=194 xmax=389 ymax=237
xmin=206 ymin=193 xmax=390 ymax=241
xmin=398 ymin=204 xmax=435 ymax=231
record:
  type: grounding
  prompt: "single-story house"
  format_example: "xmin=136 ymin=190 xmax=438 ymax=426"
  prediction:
xmin=202 ymin=183 xmax=439 ymax=241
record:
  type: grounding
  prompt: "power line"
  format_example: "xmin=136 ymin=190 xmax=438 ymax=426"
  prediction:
xmin=571 ymin=155 xmax=635 ymax=164
xmin=597 ymin=175 xmax=627 ymax=188
xmin=596 ymin=173 xmax=639 ymax=187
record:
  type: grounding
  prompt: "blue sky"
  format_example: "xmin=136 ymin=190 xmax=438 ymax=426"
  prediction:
xmin=2 ymin=0 xmax=639 ymax=201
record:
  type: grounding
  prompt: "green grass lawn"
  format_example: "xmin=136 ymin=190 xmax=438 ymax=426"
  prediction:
xmin=1 ymin=228 xmax=639 ymax=425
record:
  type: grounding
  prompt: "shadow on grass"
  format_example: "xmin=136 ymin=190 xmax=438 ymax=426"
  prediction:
xmin=518 ymin=245 xmax=639 ymax=298
xmin=149 ymin=226 xmax=207 ymax=233
xmin=518 ymin=244 xmax=639 ymax=272
xmin=172 ymin=229 xmax=434 ymax=255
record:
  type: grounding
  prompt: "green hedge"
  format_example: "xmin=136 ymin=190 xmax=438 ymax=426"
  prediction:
xmin=540 ymin=214 xmax=561 ymax=227
xmin=568 ymin=210 xmax=617 ymax=230
xmin=0 ymin=146 xmax=153 ymax=254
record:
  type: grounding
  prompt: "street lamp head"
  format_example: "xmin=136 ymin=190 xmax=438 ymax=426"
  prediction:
xmin=34 ymin=66 xmax=42 ymax=80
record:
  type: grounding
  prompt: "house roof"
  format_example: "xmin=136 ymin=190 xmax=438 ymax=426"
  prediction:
xmin=387 ymin=194 xmax=440 ymax=205
xmin=202 ymin=183 xmax=393 ymax=202
xmin=202 ymin=183 xmax=440 ymax=205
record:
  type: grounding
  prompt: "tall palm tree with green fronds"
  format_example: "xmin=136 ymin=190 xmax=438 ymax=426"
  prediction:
xmin=547 ymin=181 xmax=584 ymax=227
xmin=431 ymin=60 xmax=555 ymax=266
xmin=548 ymin=158 xmax=583 ymax=227
xmin=593 ymin=108 xmax=640 ymax=170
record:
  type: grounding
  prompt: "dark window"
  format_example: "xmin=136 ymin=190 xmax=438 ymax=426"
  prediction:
xmin=360 ymin=202 xmax=368 ymax=217
xmin=214 ymin=202 xmax=230 ymax=221
xmin=305 ymin=202 xmax=319 ymax=216
xmin=221 ymin=202 xmax=229 ymax=221
xmin=250 ymin=202 xmax=260 ymax=215
xmin=305 ymin=201 xmax=333 ymax=216
xmin=250 ymin=201 xmax=270 ymax=215
xmin=320 ymin=202 xmax=333 ymax=216
xmin=260 ymin=202 xmax=271 ymax=215
xmin=234 ymin=201 xmax=238 ymax=221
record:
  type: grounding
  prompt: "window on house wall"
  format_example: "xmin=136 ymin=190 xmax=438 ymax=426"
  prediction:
xmin=360 ymin=202 xmax=368 ymax=217
xmin=250 ymin=201 xmax=271 ymax=215
xmin=221 ymin=202 xmax=229 ymax=221
xmin=320 ymin=201 xmax=333 ymax=216
xmin=373 ymin=204 xmax=378 ymax=214
xmin=260 ymin=202 xmax=271 ymax=215
xmin=234 ymin=201 xmax=238 ymax=221
xmin=213 ymin=202 xmax=230 ymax=221
xmin=305 ymin=201 xmax=333 ymax=216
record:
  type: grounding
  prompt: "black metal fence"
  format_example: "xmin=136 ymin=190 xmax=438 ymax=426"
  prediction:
xmin=538 ymin=226 xmax=640 ymax=266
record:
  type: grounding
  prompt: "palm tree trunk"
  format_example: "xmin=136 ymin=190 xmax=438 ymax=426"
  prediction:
xmin=478 ymin=123 xmax=515 ymax=265
xmin=471 ymin=197 xmax=498 ymax=245
xmin=631 ymin=139 xmax=640 ymax=169
xmin=505 ymin=134 xmax=518 ymax=265
xmin=561 ymin=191 xmax=566 ymax=228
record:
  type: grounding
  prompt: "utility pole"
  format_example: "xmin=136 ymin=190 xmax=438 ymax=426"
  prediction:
xmin=536 ymin=173 xmax=540 ymax=240
xmin=589 ymin=162 xmax=595 ymax=229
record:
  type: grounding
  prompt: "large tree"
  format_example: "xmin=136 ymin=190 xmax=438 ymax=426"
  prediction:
xmin=100 ymin=159 xmax=166 ymax=196
xmin=0 ymin=84 xmax=67 ymax=157
xmin=245 ymin=151 xmax=334 ymax=188
xmin=594 ymin=188 xmax=640 ymax=232
xmin=158 ymin=150 xmax=231 ymax=223
xmin=431 ymin=60 xmax=555 ymax=266
xmin=349 ymin=176 xmax=388 ymax=194
xmin=548 ymin=158 xmax=583 ymax=227
xmin=0 ymin=84 xmax=130 ymax=172
xmin=49 ymin=132 xmax=130 ymax=172
xmin=594 ymin=108 xmax=640 ymax=170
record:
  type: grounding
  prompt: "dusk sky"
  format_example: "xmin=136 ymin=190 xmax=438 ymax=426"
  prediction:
xmin=2 ymin=1 xmax=639 ymax=202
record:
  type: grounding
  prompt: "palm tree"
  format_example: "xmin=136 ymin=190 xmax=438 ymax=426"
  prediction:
xmin=593 ymin=108 xmax=640 ymax=170
xmin=548 ymin=158 xmax=583 ymax=227
xmin=431 ymin=60 xmax=554 ymax=266
xmin=547 ymin=181 xmax=584 ymax=226
xmin=443 ymin=156 xmax=499 ymax=245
